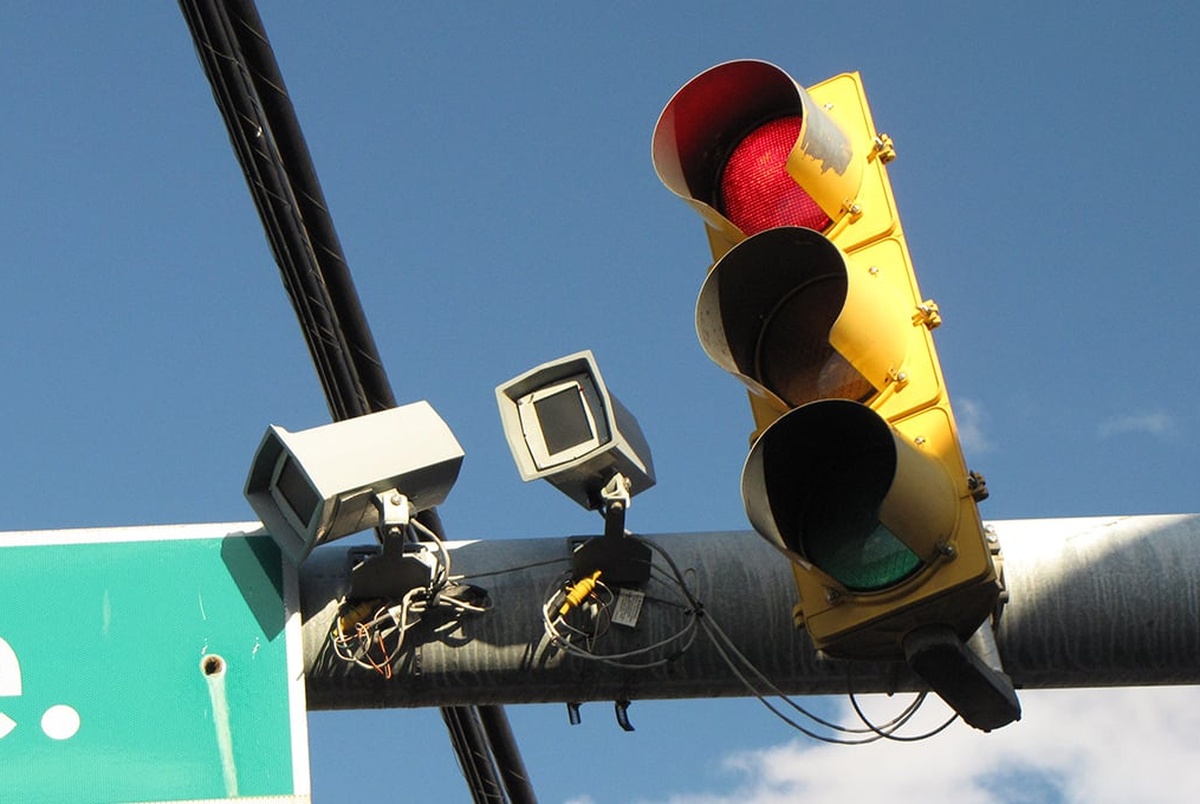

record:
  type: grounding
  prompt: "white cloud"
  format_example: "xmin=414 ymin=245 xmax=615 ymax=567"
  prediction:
xmin=956 ymin=397 xmax=992 ymax=456
xmin=1098 ymin=411 xmax=1176 ymax=439
xmin=657 ymin=687 xmax=1200 ymax=803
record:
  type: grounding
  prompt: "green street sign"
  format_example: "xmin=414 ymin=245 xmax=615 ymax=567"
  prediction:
xmin=0 ymin=523 xmax=310 ymax=803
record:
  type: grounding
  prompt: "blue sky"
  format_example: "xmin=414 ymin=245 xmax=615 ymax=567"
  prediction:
xmin=4 ymin=2 xmax=1200 ymax=802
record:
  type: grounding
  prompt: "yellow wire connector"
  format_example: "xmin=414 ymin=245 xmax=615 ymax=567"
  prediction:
xmin=559 ymin=570 xmax=603 ymax=617
xmin=336 ymin=599 xmax=381 ymax=637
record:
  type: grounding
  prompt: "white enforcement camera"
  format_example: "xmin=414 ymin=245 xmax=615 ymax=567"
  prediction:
xmin=244 ymin=401 xmax=464 ymax=563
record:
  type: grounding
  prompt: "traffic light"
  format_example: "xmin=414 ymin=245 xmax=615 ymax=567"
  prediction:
xmin=653 ymin=61 xmax=1016 ymax=727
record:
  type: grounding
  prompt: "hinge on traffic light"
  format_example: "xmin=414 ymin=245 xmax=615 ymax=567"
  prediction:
xmin=913 ymin=300 xmax=942 ymax=330
xmin=870 ymin=133 xmax=896 ymax=164
xmin=984 ymin=524 xmax=1010 ymax=624
xmin=968 ymin=470 xmax=989 ymax=503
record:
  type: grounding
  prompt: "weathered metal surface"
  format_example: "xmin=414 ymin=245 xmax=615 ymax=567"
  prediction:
xmin=300 ymin=515 xmax=1200 ymax=709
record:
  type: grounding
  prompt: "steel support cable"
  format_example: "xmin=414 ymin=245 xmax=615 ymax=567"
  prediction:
xmin=213 ymin=1 xmax=395 ymax=416
xmin=478 ymin=704 xmax=537 ymax=802
xmin=178 ymin=2 xmax=535 ymax=802
xmin=178 ymin=0 xmax=363 ymax=420
xmin=177 ymin=1 xmax=352 ymax=422
xmin=443 ymin=707 xmax=505 ymax=804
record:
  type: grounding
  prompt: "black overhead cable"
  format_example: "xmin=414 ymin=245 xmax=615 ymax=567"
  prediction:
xmin=178 ymin=0 xmax=389 ymax=420
xmin=479 ymin=703 xmax=538 ymax=802
xmin=177 ymin=2 xmax=535 ymax=802
xmin=442 ymin=707 xmax=505 ymax=804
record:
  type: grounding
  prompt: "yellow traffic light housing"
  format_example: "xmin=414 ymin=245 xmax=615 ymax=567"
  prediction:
xmin=742 ymin=400 xmax=997 ymax=660
xmin=653 ymin=61 xmax=1011 ymax=712
xmin=701 ymin=223 xmax=999 ymax=660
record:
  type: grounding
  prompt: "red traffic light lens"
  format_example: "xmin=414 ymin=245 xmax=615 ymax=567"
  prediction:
xmin=719 ymin=116 xmax=832 ymax=236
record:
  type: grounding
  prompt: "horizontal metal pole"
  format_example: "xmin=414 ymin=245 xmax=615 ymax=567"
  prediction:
xmin=300 ymin=514 xmax=1200 ymax=710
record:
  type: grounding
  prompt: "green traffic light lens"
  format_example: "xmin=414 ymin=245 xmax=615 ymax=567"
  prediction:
xmin=796 ymin=431 xmax=923 ymax=592
xmin=750 ymin=400 xmax=927 ymax=593
xmin=803 ymin=521 xmax=921 ymax=592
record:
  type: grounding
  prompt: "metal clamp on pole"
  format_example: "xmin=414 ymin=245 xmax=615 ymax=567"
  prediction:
xmin=568 ymin=473 xmax=652 ymax=586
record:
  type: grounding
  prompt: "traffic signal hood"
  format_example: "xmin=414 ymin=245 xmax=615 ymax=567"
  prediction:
xmin=695 ymin=226 xmax=942 ymax=430
xmin=653 ymin=61 xmax=898 ymax=263
xmin=653 ymin=61 xmax=1005 ymax=665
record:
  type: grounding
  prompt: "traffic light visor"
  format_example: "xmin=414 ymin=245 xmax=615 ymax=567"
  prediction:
xmin=696 ymin=227 xmax=909 ymax=412
xmin=743 ymin=400 xmax=958 ymax=592
xmin=652 ymin=60 xmax=862 ymax=246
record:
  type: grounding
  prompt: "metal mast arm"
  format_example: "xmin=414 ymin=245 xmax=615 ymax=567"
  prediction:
xmin=299 ymin=515 xmax=1200 ymax=708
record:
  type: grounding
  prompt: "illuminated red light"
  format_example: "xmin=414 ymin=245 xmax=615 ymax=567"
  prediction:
xmin=718 ymin=116 xmax=832 ymax=235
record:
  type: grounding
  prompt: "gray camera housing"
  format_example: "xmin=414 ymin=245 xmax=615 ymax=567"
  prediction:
xmin=496 ymin=350 xmax=654 ymax=510
xmin=245 ymin=401 xmax=464 ymax=563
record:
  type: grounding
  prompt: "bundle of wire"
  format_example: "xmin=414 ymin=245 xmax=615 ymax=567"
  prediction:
xmin=547 ymin=536 xmax=957 ymax=743
xmin=541 ymin=562 xmax=699 ymax=671
xmin=329 ymin=519 xmax=490 ymax=678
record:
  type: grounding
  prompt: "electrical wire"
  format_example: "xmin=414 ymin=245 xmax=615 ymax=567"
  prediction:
xmin=453 ymin=556 xmax=574 ymax=582
xmin=330 ymin=527 xmax=489 ymax=678
xmin=541 ymin=566 xmax=700 ymax=671
xmin=846 ymin=668 xmax=959 ymax=741
xmin=410 ymin=516 xmax=452 ymax=587
xmin=635 ymin=535 xmax=953 ymax=744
